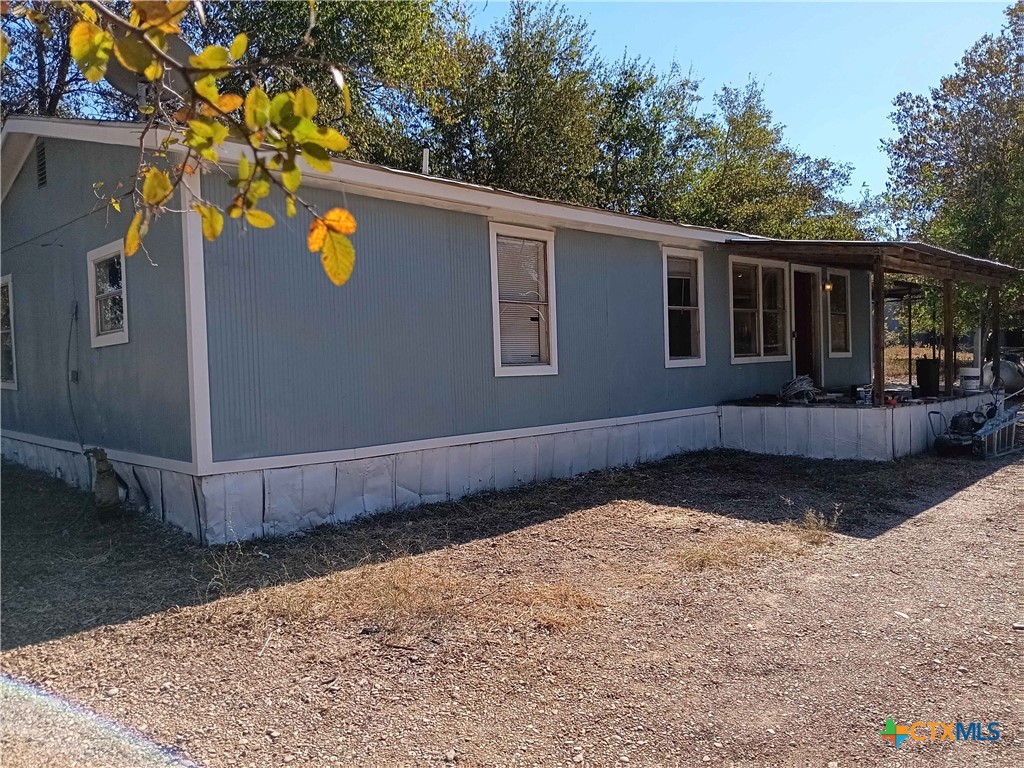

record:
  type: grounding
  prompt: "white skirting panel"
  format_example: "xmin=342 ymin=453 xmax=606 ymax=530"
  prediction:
xmin=2 ymin=409 xmax=722 ymax=545
xmin=720 ymin=394 xmax=989 ymax=463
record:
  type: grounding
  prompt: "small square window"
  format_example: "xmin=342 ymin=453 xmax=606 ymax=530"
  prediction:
xmin=87 ymin=241 xmax=129 ymax=348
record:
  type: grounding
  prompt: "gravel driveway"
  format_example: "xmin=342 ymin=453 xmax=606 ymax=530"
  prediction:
xmin=1 ymin=451 xmax=1020 ymax=767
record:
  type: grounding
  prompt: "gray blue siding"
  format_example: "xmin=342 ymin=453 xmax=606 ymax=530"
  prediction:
xmin=0 ymin=138 xmax=192 ymax=461
xmin=203 ymin=184 xmax=842 ymax=462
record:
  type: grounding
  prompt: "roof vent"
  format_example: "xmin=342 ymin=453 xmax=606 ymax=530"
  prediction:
xmin=36 ymin=140 xmax=47 ymax=188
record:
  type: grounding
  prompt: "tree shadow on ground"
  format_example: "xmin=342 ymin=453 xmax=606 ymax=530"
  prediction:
xmin=1 ymin=449 xmax=1016 ymax=650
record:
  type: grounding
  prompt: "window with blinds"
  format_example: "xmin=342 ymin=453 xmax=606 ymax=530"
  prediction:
xmin=490 ymin=224 xmax=557 ymax=375
xmin=665 ymin=252 xmax=704 ymax=364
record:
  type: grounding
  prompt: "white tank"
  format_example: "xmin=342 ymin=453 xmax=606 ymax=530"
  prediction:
xmin=982 ymin=358 xmax=1024 ymax=393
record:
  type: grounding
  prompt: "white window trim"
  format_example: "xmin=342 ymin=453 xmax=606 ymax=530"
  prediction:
xmin=87 ymin=239 xmax=129 ymax=348
xmin=663 ymin=247 xmax=706 ymax=368
xmin=728 ymin=255 xmax=792 ymax=365
xmin=489 ymin=222 xmax=558 ymax=377
xmin=827 ymin=267 xmax=853 ymax=358
xmin=1 ymin=274 xmax=17 ymax=390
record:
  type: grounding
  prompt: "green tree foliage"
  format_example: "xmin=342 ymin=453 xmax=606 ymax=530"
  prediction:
xmin=681 ymin=82 xmax=864 ymax=238
xmin=426 ymin=0 xmax=601 ymax=205
xmin=884 ymin=1 xmax=1024 ymax=327
xmin=592 ymin=57 xmax=704 ymax=219
xmin=181 ymin=0 xmax=453 ymax=170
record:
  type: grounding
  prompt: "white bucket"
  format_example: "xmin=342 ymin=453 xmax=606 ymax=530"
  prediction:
xmin=961 ymin=367 xmax=981 ymax=392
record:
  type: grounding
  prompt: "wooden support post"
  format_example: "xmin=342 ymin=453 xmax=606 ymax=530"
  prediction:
xmin=989 ymin=286 xmax=1001 ymax=386
xmin=943 ymin=279 xmax=954 ymax=395
xmin=873 ymin=260 xmax=886 ymax=405
xmin=907 ymin=295 xmax=913 ymax=387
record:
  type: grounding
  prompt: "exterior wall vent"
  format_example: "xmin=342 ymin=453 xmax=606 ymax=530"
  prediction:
xmin=35 ymin=140 xmax=47 ymax=188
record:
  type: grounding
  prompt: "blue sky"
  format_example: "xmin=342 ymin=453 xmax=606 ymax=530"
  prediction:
xmin=467 ymin=1 xmax=1009 ymax=200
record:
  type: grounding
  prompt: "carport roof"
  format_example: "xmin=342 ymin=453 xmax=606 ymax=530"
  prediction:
xmin=724 ymin=238 xmax=1020 ymax=287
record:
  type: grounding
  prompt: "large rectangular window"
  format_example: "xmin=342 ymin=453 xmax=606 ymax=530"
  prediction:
xmin=828 ymin=269 xmax=852 ymax=357
xmin=664 ymin=249 xmax=705 ymax=367
xmin=489 ymin=223 xmax=557 ymax=376
xmin=730 ymin=258 xmax=790 ymax=362
xmin=1 ymin=275 xmax=16 ymax=389
xmin=88 ymin=240 xmax=129 ymax=348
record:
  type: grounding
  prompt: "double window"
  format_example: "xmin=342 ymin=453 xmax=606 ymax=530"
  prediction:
xmin=88 ymin=240 xmax=129 ymax=348
xmin=730 ymin=257 xmax=790 ymax=362
xmin=1 ymin=275 xmax=16 ymax=389
xmin=828 ymin=269 xmax=852 ymax=357
xmin=489 ymin=223 xmax=557 ymax=376
xmin=663 ymin=249 xmax=705 ymax=367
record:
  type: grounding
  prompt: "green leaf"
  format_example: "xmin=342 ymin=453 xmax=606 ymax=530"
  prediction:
xmin=244 ymin=87 xmax=271 ymax=131
xmin=142 ymin=168 xmax=174 ymax=206
xmin=293 ymin=87 xmax=319 ymax=119
xmin=69 ymin=21 xmax=114 ymax=83
xmin=229 ymin=33 xmax=248 ymax=61
xmin=301 ymin=143 xmax=332 ymax=173
xmin=237 ymin=155 xmax=252 ymax=181
xmin=321 ymin=231 xmax=356 ymax=286
xmin=245 ymin=209 xmax=275 ymax=229
xmin=269 ymin=92 xmax=294 ymax=125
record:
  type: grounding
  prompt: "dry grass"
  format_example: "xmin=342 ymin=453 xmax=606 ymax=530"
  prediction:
xmin=884 ymin=344 xmax=973 ymax=383
xmin=2 ymin=453 xmax=1020 ymax=768
xmin=672 ymin=530 xmax=804 ymax=572
xmin=787 ymin=504 xmax=842 ymax=544
xmin=1 ymin=448 xmax=1003 ymax=653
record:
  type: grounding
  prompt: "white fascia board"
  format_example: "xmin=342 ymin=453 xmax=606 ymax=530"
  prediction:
xmin=1 ymin=117 xmax=749 ymax=246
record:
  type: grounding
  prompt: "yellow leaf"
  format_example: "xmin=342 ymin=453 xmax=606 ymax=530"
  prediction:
xmin=310 ymin=127 xmax=349 ymax=153
xmin=307 ymin=218 xmax=327 ymax=253
xmin=193 ymin=74 xmax=218 ymax=104
xmin=125 ymin=210 xmax=143 ymax=256
xmin=293 ymin=87 xmax=318 ymax=119
xmin=245 ymin=209 xmax=275 ymax=228
xmin=216 ymin=93 xmax=244 ymax=113
xmin=229 ymin=33 xmax=247 ymax=61
xmin=78 ymin=3 xmax=98 ymax=23
xmin=343 ymin=82 xmax=352 ymax=116
xmin=281 ymin=163 xmax=301 ymax=193
xmin=301 ymin=143 xmax=332 ymax=173
xmin=1 ymin=32 xmax=9 ymax=65
xmin=323 ymin=208 xmax=356 ymax=235
xmin=110 ymin=197 xmax=121 ymax=212
xmin=194 ymin=204 xmax=224 ymax=242
xmin=69 ymin=20 xmax=113 ymax=83
xmin=244 ymin=87 xmax=270 ymax=131
xmin=132 ymin=0 xmax=189 ymax=33
xmin=286 ymin=195 xmax=297 ymax=218
xmin=141 ymin=167 xmax=173 ymax=206
xmin=189 ymin=44 xmax=229 ymax=75
xmin=321 ymin=231 xmax=356 ymax=286
xmin=113 ymin=34 xmax=155 ymax=76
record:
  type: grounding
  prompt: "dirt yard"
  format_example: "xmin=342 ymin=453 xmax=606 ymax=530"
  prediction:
xmin=1 ymin=450 xmax=1020 ymax=767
